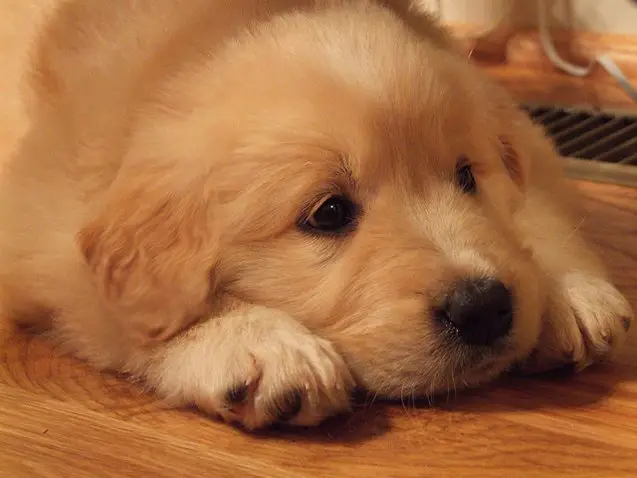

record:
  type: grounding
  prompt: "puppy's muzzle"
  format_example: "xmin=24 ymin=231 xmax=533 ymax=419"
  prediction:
xmin=434 ymin=277 xmax=514 ymax=347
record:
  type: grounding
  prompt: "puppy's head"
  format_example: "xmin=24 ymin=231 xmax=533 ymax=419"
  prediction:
xmin=80 ymin=4 xmax=545 ymax=397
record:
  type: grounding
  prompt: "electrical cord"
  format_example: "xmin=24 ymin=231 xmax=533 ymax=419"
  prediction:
xmin=537 ymin=0 xmax=637 ymax=103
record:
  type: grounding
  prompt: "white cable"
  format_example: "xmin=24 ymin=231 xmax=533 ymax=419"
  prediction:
xmin=596 ymin=54 xmax=637 ymax=103
xmin=537 ymin=0 xmax=637 ymax=103
xmin=434 ymin=0 xmax=442 ymax=20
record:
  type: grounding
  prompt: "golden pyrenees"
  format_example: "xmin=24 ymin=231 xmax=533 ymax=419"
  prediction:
xmin=0 ymin=0 xmax=632 ymax=429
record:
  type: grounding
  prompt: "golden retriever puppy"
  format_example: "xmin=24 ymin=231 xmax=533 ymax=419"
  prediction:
xmin=0 ymin=0 xmax=633 ymax=429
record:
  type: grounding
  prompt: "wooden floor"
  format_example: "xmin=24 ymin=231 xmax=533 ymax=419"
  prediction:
xmin=0 ymin=182 xmax=636 ymax=478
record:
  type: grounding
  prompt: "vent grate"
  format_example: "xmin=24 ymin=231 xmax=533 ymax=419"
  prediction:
xmin=521 ymin=105 xmax=637 ymax=166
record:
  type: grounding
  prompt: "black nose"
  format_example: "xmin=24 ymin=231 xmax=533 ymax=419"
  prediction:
xmin=435 ymin=278 xmax=513 ymax=346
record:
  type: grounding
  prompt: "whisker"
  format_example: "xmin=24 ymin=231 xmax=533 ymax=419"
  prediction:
xmin=367 ymin=375 xmax=393 ymax=407
xmin=410 ymin=384 xmax=417 ymax=411
xmin=400 ymin=383 xmax=408 ymax=415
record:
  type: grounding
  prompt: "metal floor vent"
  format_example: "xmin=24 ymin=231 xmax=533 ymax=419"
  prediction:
xmin=521 ymin=104 xmax=637 ymax=187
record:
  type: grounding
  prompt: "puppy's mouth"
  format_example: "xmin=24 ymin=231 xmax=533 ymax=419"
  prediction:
xmin=371 ymin=340 xmax=519 ymax=402
xmin=369 ymin=326 xmax=523 ymax=401
xmin=436 ymin=326 xmax=520 ymax=386
xmin=402 ymin=277 xmax=525 ymax=397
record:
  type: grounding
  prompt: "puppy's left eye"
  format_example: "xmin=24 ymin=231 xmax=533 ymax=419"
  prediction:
xmin=302 ymin=195 xmax=357 ymax=235
xmin=456 ymin=157 xmax=477 ymax=194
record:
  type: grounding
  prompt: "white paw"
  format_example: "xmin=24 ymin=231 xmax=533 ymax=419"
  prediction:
xmin=521 ymin=272 xmax=633 ymax=373
xmin=148 ymin=307 xmax=354 ymax=430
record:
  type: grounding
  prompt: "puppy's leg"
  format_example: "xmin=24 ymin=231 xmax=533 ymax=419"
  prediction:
xmin=143 ymin=305 xmax=354 ymax=429
xmin=517 ymin=189 xmax=634 ymax=373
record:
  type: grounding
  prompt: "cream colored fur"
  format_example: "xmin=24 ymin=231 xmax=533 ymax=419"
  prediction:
xmin=0 ymin=0 xmax=632 ymax=429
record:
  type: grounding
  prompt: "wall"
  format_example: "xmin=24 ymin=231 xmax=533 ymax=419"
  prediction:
xmin=419 ymin=0 xmax=637 ymax=35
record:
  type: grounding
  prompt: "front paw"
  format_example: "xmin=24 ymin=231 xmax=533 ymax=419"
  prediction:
xmin=149 ymin=307 xmax=354 ymax=430
xmin=521 ymin=272 xmax=633 ymax=373
xmin=209 ymin=334 xmax=354 ymax=430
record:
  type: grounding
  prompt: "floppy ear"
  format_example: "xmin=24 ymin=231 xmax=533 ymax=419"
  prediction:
xmin=491 ymin=89 xmax=536 ymax=192
xmin=78 ymin=170 xmax=218 ymax=347
xmin=498 ymin=134 xmax=529 ymax=189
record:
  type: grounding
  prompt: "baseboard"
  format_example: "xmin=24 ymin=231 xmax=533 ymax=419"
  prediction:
xmin=563 ymin=158 xmax=637 ymax=188
xmin=448 ymin=24 xmax=637 ymax=111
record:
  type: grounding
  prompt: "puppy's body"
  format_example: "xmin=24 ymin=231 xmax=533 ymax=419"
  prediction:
xmin=0 ymin=0 xmax=632 ymax=429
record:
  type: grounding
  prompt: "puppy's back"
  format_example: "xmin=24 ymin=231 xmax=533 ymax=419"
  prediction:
xmin=28 ymin=1 xmax=213 ymax=115
xmin=28 ymin=0 xmax=343 ymax=112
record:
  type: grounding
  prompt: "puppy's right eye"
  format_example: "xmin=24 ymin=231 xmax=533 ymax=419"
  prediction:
xmin=301 ymin=195 xmax=357 ymax=235
xmin=456 ymin=156 xmax=477 ymax=195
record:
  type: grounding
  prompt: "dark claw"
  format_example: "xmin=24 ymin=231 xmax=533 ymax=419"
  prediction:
xmin=602 ymin=331 xmax=614 ymax=348
xmin=621 ymin=316 xmax=631 ymax=332
xmin=554 ymin=362 xmax=578 ymax=376
xmin=270 ymin=389 xmax=303 ymax=423
xmin=225 ymin=383 xmax=249 ymax=404
xmin=563 ymin=347 xmax=576 ymax=362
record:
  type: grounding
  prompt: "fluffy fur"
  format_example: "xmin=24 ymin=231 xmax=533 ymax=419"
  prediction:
xmin=0 ymin=0 xmax=633 ymax=429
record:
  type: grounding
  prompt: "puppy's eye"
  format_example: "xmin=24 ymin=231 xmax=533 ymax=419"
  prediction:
xmin=456 ymin=157 xmax=477 ymax=194
xmin=302 ymin=195 xmax=357 ymax=234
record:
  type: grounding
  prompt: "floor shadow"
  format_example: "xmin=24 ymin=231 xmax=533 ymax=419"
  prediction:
xmin=245 ymin=405 xmax=391 ymax=444
xmin=254 ymin=356 xmax=636 ymax=442
xmin=372 ymin=359 xmax=637 ymax=417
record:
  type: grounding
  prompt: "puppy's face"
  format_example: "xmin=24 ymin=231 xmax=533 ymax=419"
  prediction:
xmin=83 ymin=7 xmax=545 ymax=397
